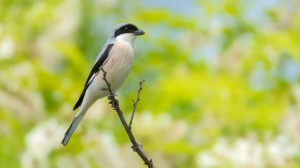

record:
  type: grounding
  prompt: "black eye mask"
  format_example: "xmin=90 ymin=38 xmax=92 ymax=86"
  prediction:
xmin=114 ymin=24 xmax=138 ymax=37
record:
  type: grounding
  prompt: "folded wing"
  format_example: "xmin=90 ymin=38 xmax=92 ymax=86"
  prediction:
xmin=73 ymin=44 xmax=114 ymax=111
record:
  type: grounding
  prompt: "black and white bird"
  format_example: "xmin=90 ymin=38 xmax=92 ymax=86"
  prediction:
xmin=61 ymin=23 xmax=145 ymax=146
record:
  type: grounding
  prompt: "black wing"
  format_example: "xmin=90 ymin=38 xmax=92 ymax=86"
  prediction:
xmin=73 ymin=44 xmax=114 ymax=110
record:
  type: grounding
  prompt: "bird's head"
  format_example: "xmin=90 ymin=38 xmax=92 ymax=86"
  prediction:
xmin=112 ymin=23 xmax=145 ymax=44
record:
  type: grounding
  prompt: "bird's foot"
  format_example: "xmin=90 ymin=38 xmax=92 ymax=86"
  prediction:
xmin=107 ymin=91 xmax=118 ymax=98
xmin=109 ymin=99 xmax=119 ymax=109
xmin=112 ymin=91 xmax=118 ymax=97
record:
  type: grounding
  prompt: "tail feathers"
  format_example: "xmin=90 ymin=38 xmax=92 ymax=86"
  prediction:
xmin=61 ymin=115 xmax=84 ymax=146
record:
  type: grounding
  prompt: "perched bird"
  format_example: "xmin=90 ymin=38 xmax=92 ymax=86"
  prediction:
xmin=61 ymin=23 xmax=145 ymax=146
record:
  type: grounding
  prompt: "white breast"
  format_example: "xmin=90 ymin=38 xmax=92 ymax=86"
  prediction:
xmin=97 ymin=41 xmax=135 ymax=91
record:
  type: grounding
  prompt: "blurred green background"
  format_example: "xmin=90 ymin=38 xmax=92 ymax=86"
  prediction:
xmin=1 ymin=0 xmax=300 ymax=167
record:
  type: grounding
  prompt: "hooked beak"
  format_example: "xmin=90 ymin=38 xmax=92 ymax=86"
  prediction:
xmin=134 ymin=29 xmax=145 ymax=35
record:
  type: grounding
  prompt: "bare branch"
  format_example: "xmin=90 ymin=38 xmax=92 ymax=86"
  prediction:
xmin=129 ymin=80 xmax=145 ymax=128
xmin=100 ymin=67 xmax=155 ymax=168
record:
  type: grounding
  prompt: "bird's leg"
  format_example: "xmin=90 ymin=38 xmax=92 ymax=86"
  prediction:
xmin=102 ymin=88 xmax=118 ymax=97
xmin=111 ymin=90 xmax=118 ymax=97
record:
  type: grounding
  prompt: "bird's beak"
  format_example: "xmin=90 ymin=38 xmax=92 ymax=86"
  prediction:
xmin=134 ymin=29 xmax=145 ymax=35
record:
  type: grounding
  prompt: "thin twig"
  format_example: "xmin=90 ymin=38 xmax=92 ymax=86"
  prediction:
xmin=100 ymin=67 xmax=155 ymax=168
xmin=129 ymin=80 xmax=145 ymax=128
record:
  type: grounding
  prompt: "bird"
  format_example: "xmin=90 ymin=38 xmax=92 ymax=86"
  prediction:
xmin=61 ymin=23 xmax=145 ymax=146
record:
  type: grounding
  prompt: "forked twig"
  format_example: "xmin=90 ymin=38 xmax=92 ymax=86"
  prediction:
xmin=100 ymin=67 xmax=155 ymax=168
xmin=129 ymin=80 xmax=145 ymax=128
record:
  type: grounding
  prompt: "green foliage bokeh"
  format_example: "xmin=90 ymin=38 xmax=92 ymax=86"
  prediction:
xmin=0 ymin=0 xmax=300 ymax=167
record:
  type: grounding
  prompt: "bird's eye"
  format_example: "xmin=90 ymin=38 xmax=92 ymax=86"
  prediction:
xmin=124 ymin=26 xmax=129 ymax=31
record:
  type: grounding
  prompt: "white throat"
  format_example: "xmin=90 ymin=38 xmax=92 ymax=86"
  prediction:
xmin=116 ymin=33 xmax=137 ymax=45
